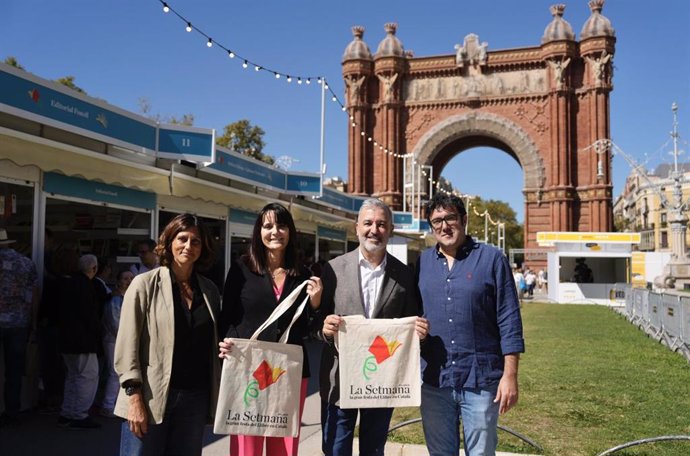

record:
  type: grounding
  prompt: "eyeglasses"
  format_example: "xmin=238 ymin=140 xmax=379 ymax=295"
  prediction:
xmin=429 ymin=214 xmax=460 ymax=229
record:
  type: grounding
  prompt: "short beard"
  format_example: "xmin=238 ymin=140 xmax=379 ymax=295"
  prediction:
xmin=361 ymin=238 xmax=386 ymax=253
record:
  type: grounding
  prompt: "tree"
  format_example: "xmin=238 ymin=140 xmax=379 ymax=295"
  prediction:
xmin=4 ymin=57 xmax=88 ymax=95
xmin=216 ymin=119 xmax=274 ymax=165
xmin=4 ymin=56 xmax=24 ymax=69
xmin=55 ymin=75 xmax=86 ymax=94
xmin=137 ymin=97 xmax=194 ymax=126
xmin=464 ymin=196 xmax=523 ymax=253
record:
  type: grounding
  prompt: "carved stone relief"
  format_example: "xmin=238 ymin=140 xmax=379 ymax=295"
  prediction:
xmin=514 ymin=102 xmax=549 ymax=135
xmin=403 ymin=69 xmax=546 ymax=103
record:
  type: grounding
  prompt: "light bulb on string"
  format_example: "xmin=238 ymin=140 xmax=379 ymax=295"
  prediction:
xmin=186 ymin=22 xmax=192 ymax=32
xmin=242 ymin=60 xmax=248 ymax=69
xmin=275 ymin=72 xmax=281 ymax=79
xmin=287 ymin=76 xmax=292 ymax=82
xmin=341 ymin=106 xmax=346 ymax=111
xmin=255 ymin=65 xmax=261 ymax=71
xmin=324 ymin=84 xmax=329 ymax=90
xmin=162 ymin=2 xmax=170 ymax=13
xmin=306 ymin=78 xmax=311 ymax=84
xmin=297 ymin=78 xmax=302 ymax=84
xmin=207 ymin=38 xmax=213 ymax=48
xmin=331 ymin=96 xmax=336 ymax=102
xmin=228 ymin=51 xmax=235 ymax=58
xmin=317 ymin=77 xmax=322 ymax=84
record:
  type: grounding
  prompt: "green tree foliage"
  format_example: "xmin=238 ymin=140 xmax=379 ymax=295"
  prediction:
xmin=4 ymin=56 xmax=24 ymax=69
xmin=55 ymin=75 xmax=86 ymax=94
xmin=464 ymin=196 xmax=523 ymax=253
xmin=216 ymin=119 xmax=274 ymax=165
xmin=4 ymin=57 xmax=87 ymax=95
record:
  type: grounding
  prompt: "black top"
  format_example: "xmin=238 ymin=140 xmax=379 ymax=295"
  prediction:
xmin=220 ymin=258 xmax=316 ymax=378
xmin=170 ymin=274 xmax=213 ymax=390
xmin=58 ymin=273 xmax=101 ymax=354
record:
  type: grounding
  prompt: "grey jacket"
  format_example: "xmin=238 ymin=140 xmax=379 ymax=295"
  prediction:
xmin=114 ymin=267 xmax=221 ymax=424
xmin=317 ymin=249 xmax=419 ymax=404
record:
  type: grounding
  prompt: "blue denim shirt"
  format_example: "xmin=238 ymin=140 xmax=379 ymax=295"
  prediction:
xmin=417 ymin=238 xmax=524 ymax=390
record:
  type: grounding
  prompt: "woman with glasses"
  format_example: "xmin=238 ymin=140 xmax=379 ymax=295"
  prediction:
xmin=219 ymin=202 xmax=323 ymax=456
xmin=115 ymin=214 xmax=221 ymax=456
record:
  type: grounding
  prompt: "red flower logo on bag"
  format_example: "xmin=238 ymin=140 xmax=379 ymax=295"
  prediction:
xmin=362 ymin=336 xmax=402 ymax=380
xmin=243 ymin=360 xmax=286 ymax=406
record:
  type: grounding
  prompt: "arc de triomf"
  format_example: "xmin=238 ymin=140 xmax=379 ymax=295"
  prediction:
xmin=342 ymin=1 xmax=615 ymax=250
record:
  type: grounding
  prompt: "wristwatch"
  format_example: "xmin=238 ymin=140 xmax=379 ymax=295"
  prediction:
xmin=124 ymin=383 xmax=141 ymax=396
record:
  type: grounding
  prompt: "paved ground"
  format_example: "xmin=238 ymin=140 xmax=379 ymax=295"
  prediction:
xmin=0 ymin=342 xmax=538 ymax=456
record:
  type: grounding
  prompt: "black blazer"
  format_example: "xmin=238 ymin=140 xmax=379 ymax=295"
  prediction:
xmin=220 ymin=258 xmax=315 ymax=378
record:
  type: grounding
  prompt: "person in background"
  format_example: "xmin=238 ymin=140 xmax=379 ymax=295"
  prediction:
xmin=537 ymin=269 xmax=547 ymax=293
xmin=100 ymin=269 xmax=134 ymax=418
xmin=57 ymin=254 xmax=101 ymax=429
xmin=38 ymin=246 xmax=78 ymax=412
xmin=417 ymin=193 xmax=524 ymax=456
xmin=129 ymin=239 xmax=159 ymax=277
xmin=513 ymin=267 xmax=525 ymax=300
xmin=115 ymin=214 xmax=221 ymax=456
xmin=0 ymin=228 xmax=39 ymax=427
xmin=317 ymin=199 xmax=428 ymax=456
xmin=524 ymin=269 xmax=537 ymax=298
xmin=219 ymin=203 xmax=323 ymax=456
xmin=93 ymin=258 xmax=112 ymax=314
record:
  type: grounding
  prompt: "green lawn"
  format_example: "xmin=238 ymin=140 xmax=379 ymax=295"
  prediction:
xmin=386 ymin=303 xmax=690 ymax=455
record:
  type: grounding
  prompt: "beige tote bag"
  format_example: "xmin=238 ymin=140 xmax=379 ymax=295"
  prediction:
xmin=213 ymin=281 xmax=308 ymax=437
xmin=337 ymin=315 xmax=421 ymax=409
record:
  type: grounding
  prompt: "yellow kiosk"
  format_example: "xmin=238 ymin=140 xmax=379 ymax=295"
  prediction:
xmin=537 ymin=232 xmax=641 ymax=304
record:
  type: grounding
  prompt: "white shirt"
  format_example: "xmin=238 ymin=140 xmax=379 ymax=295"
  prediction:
xmin=358 ymin=250 xmax=387 ymax=319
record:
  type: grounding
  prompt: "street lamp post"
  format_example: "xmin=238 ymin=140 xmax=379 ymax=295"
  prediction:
xmin=586 ymin=103 xmax=688 ymax=288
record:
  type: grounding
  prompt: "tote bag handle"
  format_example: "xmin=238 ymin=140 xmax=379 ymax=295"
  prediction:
xmin=249 ymin=280 xmax=310 ymax=344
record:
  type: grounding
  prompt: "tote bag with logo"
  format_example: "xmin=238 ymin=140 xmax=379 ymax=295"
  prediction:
xmin=337 ymin=315 xmax=420 ymax=409
xmin=213 ymin=281 xmax=308 ymax=437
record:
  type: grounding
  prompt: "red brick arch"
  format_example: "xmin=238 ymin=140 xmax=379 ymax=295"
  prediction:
xmin=343 ymin=17 xmax=616 ymax=250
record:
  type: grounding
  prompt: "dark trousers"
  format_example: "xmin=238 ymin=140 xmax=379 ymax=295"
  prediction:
xmin=0 ymin=327 xmax=29 ymax=416
xmin=120 ymin=388 xmax=209 ymax=456
xmin=321 ymin=401 xmax=393 ymax=456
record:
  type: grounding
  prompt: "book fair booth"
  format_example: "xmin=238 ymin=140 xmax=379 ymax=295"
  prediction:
xmin=0 ymin=62 xmax=428 ymax=411
xmin=537 ymin=232 xmax=641 ymax=304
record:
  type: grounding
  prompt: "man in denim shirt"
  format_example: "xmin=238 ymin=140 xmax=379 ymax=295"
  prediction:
xmin=416 ymin=193 xmax=524 ymax=456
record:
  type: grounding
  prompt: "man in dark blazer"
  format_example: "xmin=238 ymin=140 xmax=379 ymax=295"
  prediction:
xmin=317 ymin=198 xmax=429 ymax=456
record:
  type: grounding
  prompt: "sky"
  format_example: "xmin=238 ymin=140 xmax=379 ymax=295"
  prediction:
xmin=2 ymin=0 xmax=689 ymax=223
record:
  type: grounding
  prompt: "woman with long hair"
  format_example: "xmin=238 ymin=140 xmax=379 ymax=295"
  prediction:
xmin=115 ymin=213 xmax=221 ymax=456
xmin=219 ymin=202 xmax=322 ymax=456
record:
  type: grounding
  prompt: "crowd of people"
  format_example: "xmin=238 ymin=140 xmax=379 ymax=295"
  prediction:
xmin=0 ymin=194 xmax=525 ymax=456
xmin=513 ymin=267 xmax=548 ymax=299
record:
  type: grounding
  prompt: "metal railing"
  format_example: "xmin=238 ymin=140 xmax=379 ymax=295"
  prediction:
xmin=387 ymin=417 xmax=543 ymax=453
xmin=614 ymin=284 xmax=690 ymax=362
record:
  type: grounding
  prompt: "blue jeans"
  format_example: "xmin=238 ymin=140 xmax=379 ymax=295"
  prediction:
xmin=120 ymin=388 xmax=209 ymax=456
xmin=421 ymin=383 xmax=499 ymax=456
xmin=321 ymin=401 xmax=393 ymax=456
xmin=0 ymin=327 xmax=29 ymax=416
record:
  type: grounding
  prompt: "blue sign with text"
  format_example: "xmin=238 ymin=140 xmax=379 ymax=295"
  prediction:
xmin=43 ymin=172 xmax=156 ymax=210
xmin=0 ymin=65 xmax=157 ymax=151
xmin=158 ymin=126 xmax=214 ymax=162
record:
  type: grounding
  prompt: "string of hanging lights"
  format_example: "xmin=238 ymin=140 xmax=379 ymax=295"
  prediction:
xmin=473 ymin=205 xmax=501 ymax=226
xmin=156 ymin=0 xmax=412 ymax=160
